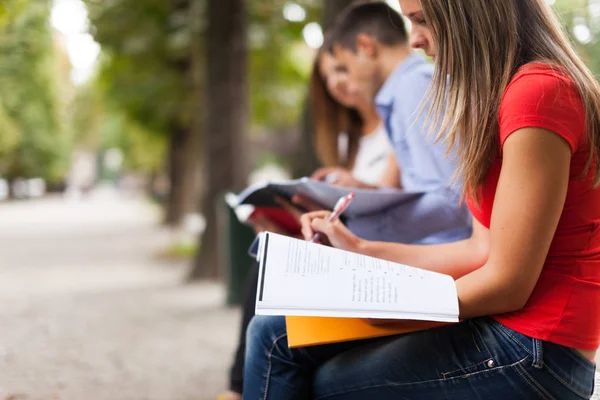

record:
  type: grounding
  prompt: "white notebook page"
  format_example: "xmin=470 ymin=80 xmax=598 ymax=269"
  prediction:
xmin=256 ymin=233 xmax=459 ymax=322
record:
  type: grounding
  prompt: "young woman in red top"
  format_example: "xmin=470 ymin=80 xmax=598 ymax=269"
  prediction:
xmin=243 ymin=0 xmax=600 ymax=398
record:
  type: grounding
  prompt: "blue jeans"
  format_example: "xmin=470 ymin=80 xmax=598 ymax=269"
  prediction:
xmin=244 ymin=315 xmax=596 ymax=399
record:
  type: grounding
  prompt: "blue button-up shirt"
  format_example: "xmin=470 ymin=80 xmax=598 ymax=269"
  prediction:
xmin=348 ymin=54 xmax=472 ymax=244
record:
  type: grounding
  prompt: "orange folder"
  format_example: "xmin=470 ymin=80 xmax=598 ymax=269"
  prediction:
xmin=286 ymin=316 xmax=449 ymax=348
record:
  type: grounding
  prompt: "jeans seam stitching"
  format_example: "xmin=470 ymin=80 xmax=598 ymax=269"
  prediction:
xmin=440 ymin=358 xmax=494 ymax=379
xmin=468 ymin=320 xmax=493 ymax=357
xmin=533 ymin=338 xmax=543 ymax=368
xmin=514 ymin=361 xmax=556 ymax=400
xmin=315 ymin=355 xmax=530 ymax=399
xmin=544 ymin=362 xmax=593 ymax=399
xmin=263 ymin=333 xmax=287 ymax=400
xmin=496 ymin=323 xmax=533 ymax=355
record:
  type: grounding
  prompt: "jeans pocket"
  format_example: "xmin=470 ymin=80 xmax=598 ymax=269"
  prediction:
xmin=541 ymin=341 xmax=597 ymax=399
xmin=439 ymin=320 xmax=496 ymax=380
xmin=562 ymin=346 xmax=597 ymax=369
xmin=440 ymin=356 xmax=499 ymax=380
xmin=486 ymin=318 xmax=534 ymax=356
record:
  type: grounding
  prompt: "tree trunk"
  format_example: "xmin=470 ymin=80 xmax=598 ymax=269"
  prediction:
xmin=289 ymin=0 xmax=354 ymax=178
xmin=164 ymin=125 xmax=185 ymax=225
xmin=163 ymin=0 xmax=201 ymax=226
xmin=164 ymin=123 xmax=198 ymax=226
xmin=190 ymin=0 xmax=248 ymax=280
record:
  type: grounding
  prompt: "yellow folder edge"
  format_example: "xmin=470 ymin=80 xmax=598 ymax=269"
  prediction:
xmin=286 ymin=316 xmax=450 ymax=348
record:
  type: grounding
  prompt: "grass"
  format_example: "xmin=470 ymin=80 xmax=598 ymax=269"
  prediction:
xmin=157 ymin=241 xmax=198 ymax=261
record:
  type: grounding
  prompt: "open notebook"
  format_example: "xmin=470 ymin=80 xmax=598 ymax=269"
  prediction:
xmin=255 ymin=233 xmax=459 ymax=347
xmin=231 ymin=177 xmax=422 ymax=219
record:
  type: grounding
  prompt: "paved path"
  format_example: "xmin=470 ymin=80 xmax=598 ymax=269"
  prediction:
xmin=0 ymin=195 xmax=239 ymax=400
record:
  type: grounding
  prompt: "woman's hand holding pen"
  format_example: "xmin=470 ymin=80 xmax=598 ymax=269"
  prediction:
xmin=300 ymin=210 xmax=364 ymax=252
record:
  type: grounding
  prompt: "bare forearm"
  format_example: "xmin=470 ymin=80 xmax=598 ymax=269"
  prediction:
xmin=358 ymin=238 xmax=487 ymax=279
xmin=455 ymin=264 xmax=531 ymax=319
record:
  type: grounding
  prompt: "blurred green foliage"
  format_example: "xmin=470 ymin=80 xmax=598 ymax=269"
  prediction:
xmin=81 ymin=0 xmax=187 ymax=175
xmin=82 ymin=0 xmax=323 ymax=163
xmin=249 ymin=1 xmax=320 ymax=130
xmin=0 ymin=0 xmax=71 ymax=183
xmin=82 ymin=0 xmax=600 ymax=174
xmin=554 ymin=0 xmax=600 ymax=76
xmin=0 ymin=0 xmax=327 ymax=184
xmin=86 ymin=0 xmax=190 ymax=135
xmin=5 ymin=0 xmax=600 ymax=187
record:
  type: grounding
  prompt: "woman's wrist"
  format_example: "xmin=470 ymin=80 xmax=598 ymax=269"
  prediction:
xmin=354 ymin=237 xmax=374 ymax=256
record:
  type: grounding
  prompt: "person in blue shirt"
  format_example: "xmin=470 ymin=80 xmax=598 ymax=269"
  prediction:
xmin=243 ymin=2 xmax=472 ymax=398
xmin=308 ymin=3 xmax=471 ymax=245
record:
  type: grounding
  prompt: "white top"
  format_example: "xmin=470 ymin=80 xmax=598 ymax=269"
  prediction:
xmin=340 ymin=125 xmax=394 ymax=185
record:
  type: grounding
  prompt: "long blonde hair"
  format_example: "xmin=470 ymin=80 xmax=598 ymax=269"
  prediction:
xmin=309 ymin=52 xmax=362 ymax=169
xmin=422 ymin=0 xmax=600 ymax=199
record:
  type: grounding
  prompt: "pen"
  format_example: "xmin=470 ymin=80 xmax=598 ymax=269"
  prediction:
xmin=311 ymin=192 xmax=355 ymax=243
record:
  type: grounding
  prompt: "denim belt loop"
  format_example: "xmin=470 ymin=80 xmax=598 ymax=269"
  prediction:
xmin=532 ymin=338 xmax=544 ymax=369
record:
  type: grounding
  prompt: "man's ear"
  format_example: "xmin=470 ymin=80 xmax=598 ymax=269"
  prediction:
xmin=356 ymin=33 xmax=378 ymax=59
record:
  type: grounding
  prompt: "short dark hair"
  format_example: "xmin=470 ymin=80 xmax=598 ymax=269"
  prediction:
xmin=325 ymin=1 xmax=408 ymax=53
